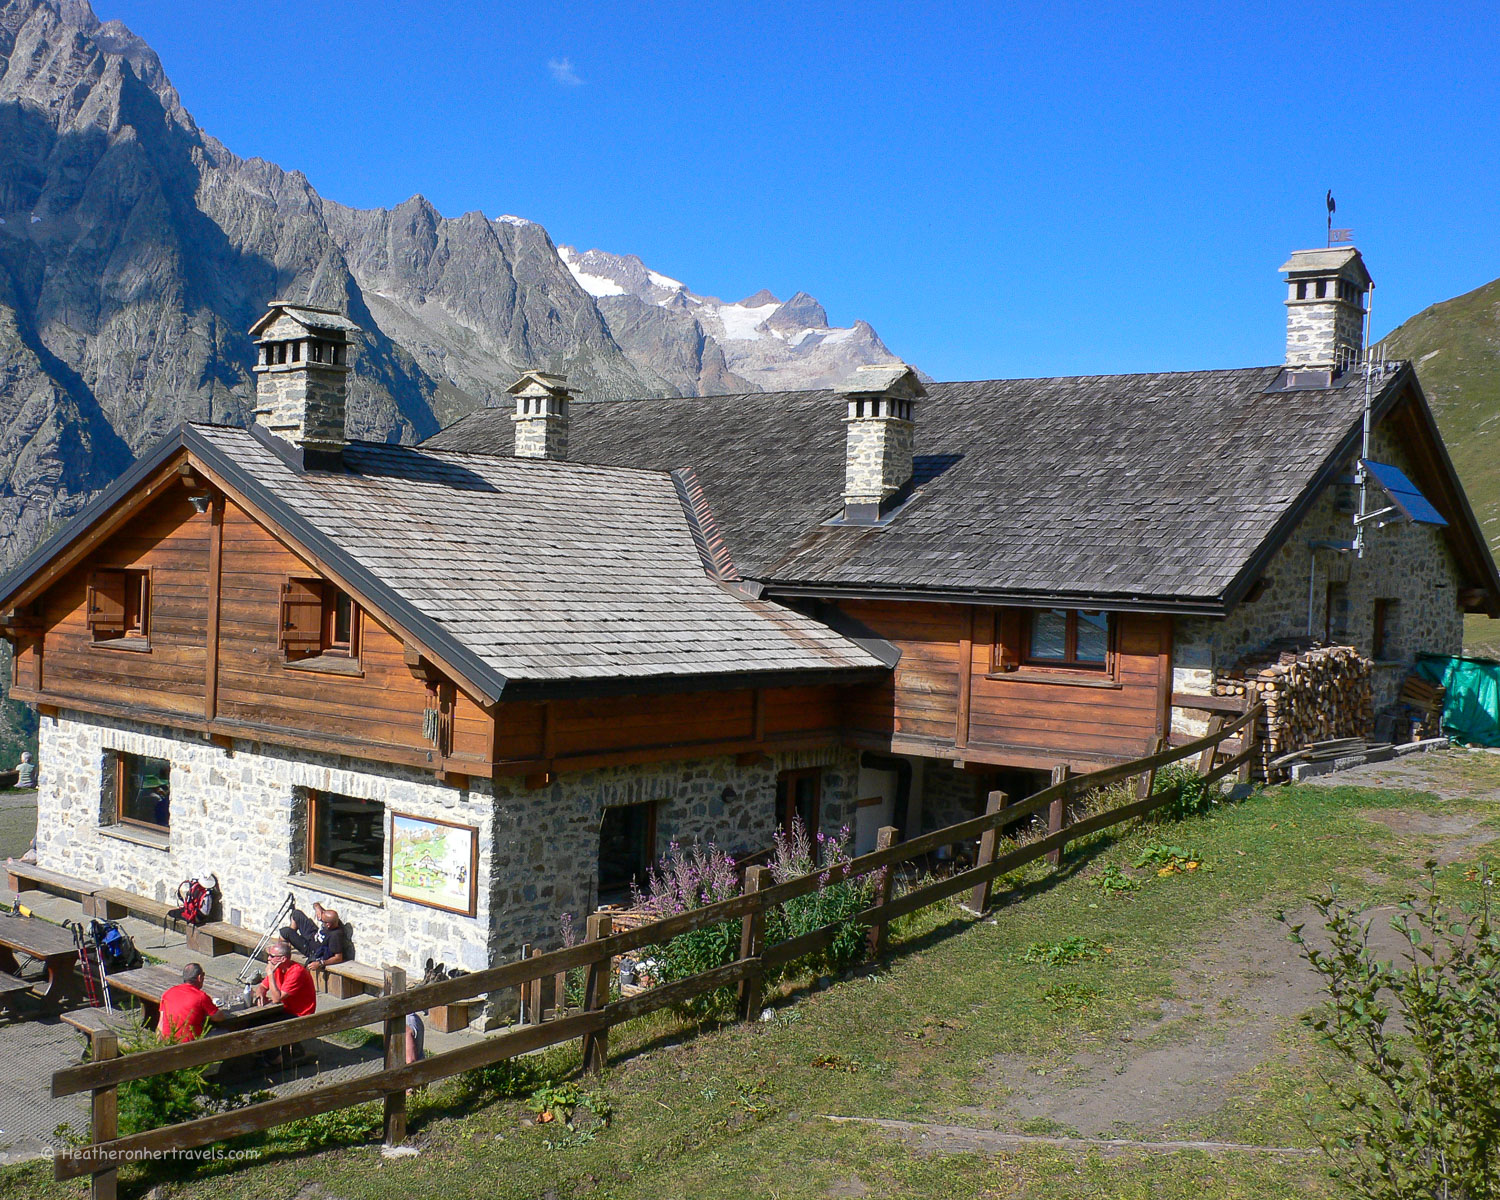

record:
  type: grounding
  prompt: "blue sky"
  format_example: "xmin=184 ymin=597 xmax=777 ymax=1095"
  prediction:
xmin=104 ymin=0 xmax=1500 ymax=382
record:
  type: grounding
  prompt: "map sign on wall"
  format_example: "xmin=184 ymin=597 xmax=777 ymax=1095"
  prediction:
xmin=389 ymin=813 xmax=478 ymax=916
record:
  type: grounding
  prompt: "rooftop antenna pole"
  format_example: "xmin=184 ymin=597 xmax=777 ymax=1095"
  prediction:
xmin=1355 ymin=279 xmax=1376 ymax=558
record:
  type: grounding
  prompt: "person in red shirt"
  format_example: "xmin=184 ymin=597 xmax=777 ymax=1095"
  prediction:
xmin=158 ymin=963 xmax=220 ymax=1043
xmin=255 ymin=939 xmax=317 ymax=1018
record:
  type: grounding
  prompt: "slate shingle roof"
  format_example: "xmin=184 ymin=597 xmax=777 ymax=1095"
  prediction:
xmin=191 ymin=426 xmax=886 ymax=689
xmin=426 ymin=366 xmax=1403 ymax=608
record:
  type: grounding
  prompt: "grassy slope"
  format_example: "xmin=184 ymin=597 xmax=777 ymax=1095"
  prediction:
xmin=5 ymin=765 xmax=1495 ymax=1200
xmin=1382 ymin=278 xmax=1500 ymax=656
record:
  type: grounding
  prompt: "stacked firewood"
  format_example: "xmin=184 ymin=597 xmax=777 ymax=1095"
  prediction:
xmin=1213 ymin=642 xmax=1374 ymax=779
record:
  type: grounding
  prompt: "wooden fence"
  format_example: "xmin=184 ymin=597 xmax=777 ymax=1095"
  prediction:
xmin=53 ymin=706 xmax=1259 ymax=1197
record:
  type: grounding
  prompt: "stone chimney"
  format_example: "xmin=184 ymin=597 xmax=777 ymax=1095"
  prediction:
xmin=509 ymin=371 xmax=572 ymax=460
xmin=1280 ymin=247 xmax=1372 ymax=372
xmin=836 ymin=363 xmax=925 ymax=523
xmin=249 ymin=302 xmax=358 ymax=469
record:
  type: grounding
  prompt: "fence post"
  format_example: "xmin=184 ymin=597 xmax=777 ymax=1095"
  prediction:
xmin=1047 ymin=766 xmax=1070 ymax=867
xmin=1239 ymin=710 xmax=1257 ymax=784
xmin=1197 ymin=714 xmax=1225 ymax=775
xmin=555 ymin=967 xmax=569 ymax=1016
xmin=581 ymin=912 xmax=612 ymax=1075
xmin=527 ymin=948 xmax=543 ymax=1024
xmin=737 ymin=865 xmax=771 ymax=1022
xmin=866 ymin=825 xmax=899 ymax=958
xmin=1138 ymin=736 xmax=1167 ymax=799
xmin=519 ymin=942 xmax=532 ymax=1024
xmin=87 ymin=1030 xmax=118 ymax=1200
xmin=382 ymin=965 xmax=407 ymax=1147
xmin=964 ymin=791 xmax=1008 ymax=916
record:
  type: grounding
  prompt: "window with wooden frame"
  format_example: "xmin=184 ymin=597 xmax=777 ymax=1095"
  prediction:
xmin=1021 ymin=609 xmax=1112 ymax=671
xmin=774 ymin=768 xmax=822 ymax=849
xmin=115 ymin=752 xmax=171 ymax=832
xmin=597 ymin=801 xmax=658 ymax=904
xmin=307 ymin=791 xmax=385 ymax=882
xmin=87 ymin=568 xmax=150 ymax=644
xmin=280 ymin=578 xmax=361 ymax=663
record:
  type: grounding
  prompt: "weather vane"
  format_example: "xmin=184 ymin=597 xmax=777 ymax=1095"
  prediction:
xmin=1326 ymin=191 xmax=1352 ymax=246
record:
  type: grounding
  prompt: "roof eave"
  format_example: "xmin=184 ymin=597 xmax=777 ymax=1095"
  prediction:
xmin=759 ymin=580 xmax=1230 ymax=618
xmin=494 ymin=663 xmax=892 ymax=702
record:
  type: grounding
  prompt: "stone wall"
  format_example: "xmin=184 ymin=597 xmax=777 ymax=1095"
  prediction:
xmin=36 ymin=709 xmax=858 ymax=1017
xmin=1285 ymin=297 xmax=1363 ymax=368
xmin=843 ymin=415 xmax=915 ymax=505
xmin=1173 ymin=417 xmax=1464 ymax=735
xmin=915 ymin=761 xmax=979 ymax=834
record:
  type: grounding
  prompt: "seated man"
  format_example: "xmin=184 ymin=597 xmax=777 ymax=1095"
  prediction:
xmin=279 ymin=900 xmax=346 ymax=975
xmin=254 ymin=939 xmax=317 ymax=1018
xmin=158 ymin=962 xmax=221 ymax=1043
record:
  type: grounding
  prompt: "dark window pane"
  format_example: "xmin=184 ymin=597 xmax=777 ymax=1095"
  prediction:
xmin=1076 ymin=612 xmax=1109 ymax=663
xmin=598 ymin=803 xmax=654 ymax=903
xmin=312 ymin=793 xmax=384 ymax=880
xmin=333 ymin=591 xmax=353 ymax=646
xmin=1029 ymin=610 xmax=1068 ymax=660
xmin=121 ymin=755 xmax=171 ymax=829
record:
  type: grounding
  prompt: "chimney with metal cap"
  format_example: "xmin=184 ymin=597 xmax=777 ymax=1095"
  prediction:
xmin=1281 ymin=247 xmax=1372 ymax=372
xmin=837 ymin=363 xmax=925 ymax=523
xmin=250 ymin=301 xmax=357 ymax=469
xmin=510 ymin=371 xmax=572 ymax=460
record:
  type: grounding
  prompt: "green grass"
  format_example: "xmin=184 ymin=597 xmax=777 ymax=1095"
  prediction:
xmin=4 ymin=766 xmax=1496 ymax=1200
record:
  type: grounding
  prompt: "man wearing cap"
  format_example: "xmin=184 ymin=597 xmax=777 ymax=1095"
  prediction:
xmin=158 ymin=963 xmax=221 ymax=1043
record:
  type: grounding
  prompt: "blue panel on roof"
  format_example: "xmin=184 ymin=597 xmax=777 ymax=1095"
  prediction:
xmin=1361 ymin=459 xmax=1448 ymax=527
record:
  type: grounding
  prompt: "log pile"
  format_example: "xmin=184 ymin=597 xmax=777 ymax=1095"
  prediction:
xmin=1213 ymin=641 xmax=1374 ymax=780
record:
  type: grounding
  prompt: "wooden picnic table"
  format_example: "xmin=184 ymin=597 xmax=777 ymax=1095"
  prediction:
xmin=0 ymin=914 xmax=80 ymax=1003
xmin=106 ymin=964 xmax=287 ymax=1032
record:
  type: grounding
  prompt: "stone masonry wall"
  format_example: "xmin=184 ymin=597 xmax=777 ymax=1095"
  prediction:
xmin=843 ymin=416 xmax=915 ymax=505
xmin=36 ymin=710 xmax=858 ymax=1015
xmin=1285 ymin=298 xmax=1363 ymax=368
xmin=1173 ymin=417 xmax=1464 ymax=736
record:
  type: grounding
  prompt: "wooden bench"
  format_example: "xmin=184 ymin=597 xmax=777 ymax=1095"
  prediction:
xmin=60 ymin=1006 xmax=136 ymax=1048
xmin=86 ymin=887 xmax=182 ymax=928
xmin=5 ymin=862 xmax=99 ymax=907
xmin=428 ymin=1000 xmax=476 ymax=1033
xmin=322 ymin=960 xmax=383 ymax=999
xmin=187 ymin=919 xmax=266 ymax=958
xmin=0 ymin=969 xmax=33 ymax=1013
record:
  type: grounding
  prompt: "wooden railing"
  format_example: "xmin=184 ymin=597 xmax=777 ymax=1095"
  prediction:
xmin=54 ymin=706 xmax=1259 ymax=1196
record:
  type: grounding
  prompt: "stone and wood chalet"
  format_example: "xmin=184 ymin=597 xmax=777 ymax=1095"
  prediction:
xmin=2 ymin=246 xmax=1496 ymax=1004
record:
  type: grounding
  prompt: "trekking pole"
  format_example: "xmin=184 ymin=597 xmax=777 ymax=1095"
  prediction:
xmin=88 ymin=926 xmax=114 ymax=1014
xmin=67 ymin=920 xmax=101 ymax=1008
xmin=237 ymin=892 xmax=296 ymax=984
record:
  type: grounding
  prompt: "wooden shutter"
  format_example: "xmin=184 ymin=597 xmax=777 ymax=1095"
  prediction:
xmin=87 ymin=569 xmax=126 ymax=632
xmin=280 ymin=578 xmax=324 ymax=655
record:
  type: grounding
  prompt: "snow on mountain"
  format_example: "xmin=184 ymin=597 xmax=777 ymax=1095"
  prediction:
xmin=557 ymin=245 xmax=906 ymax=392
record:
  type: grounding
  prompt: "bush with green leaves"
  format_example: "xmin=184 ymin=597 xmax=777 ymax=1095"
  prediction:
xmin=1149 ymin=763 xmax=1226 ymax=821
xmin=633 ymin=840 xmax=746 ymax=1016
xmin=1283 ymin=863 xmax=1500 ymax=1199
xmin=112 ymin=1016 xmax=224 ymax=1135
xmin=764 ymin=820 xmax=874 ymax=980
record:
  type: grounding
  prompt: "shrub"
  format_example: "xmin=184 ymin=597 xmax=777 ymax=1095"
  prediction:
xmin=764 ymin=821 xmax=874 ymax=979
xmin=113 ymin=1017 xmax=219 ymax=1135
xmin=1283 ymin=863 xmax=1500 ymax=1199
xmin=635 ymin=841 xmax=745 ymax=1017
xmin=1150 ymin=763 xmax=1225 ymax=821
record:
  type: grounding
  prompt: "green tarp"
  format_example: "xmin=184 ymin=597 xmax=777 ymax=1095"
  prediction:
xmin=1415 ymin=653 xmax=1500 ymax=747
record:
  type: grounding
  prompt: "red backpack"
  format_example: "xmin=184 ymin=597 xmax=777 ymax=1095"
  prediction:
xmin=169 ymin=876 xmax=219 ymax=926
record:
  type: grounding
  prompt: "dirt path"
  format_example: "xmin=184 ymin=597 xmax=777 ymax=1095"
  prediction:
xmin=957 ymin=749 xmax=1500 ymax=1142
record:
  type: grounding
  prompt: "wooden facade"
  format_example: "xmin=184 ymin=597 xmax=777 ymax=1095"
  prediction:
xmin=834 ymin=599 xmax=1172 ymax=772
xmin=6 ymin=463 xmax=854 ymax=782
